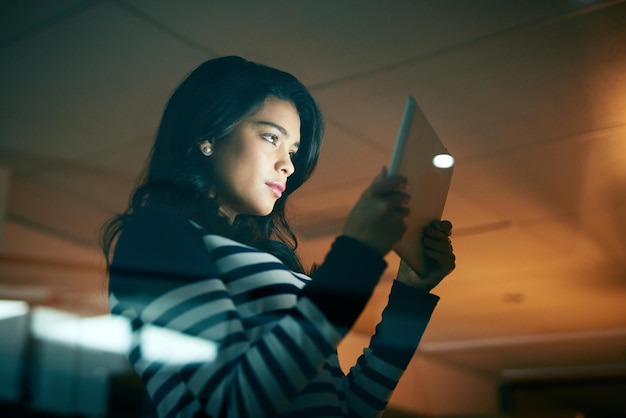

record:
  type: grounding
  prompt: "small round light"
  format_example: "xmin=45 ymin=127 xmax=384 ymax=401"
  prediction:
xmin=433 ymin=154 xmax=454 ymax=168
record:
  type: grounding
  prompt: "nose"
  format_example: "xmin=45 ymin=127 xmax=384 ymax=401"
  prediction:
xmin=277 ymin=150 xmax=295 ymax=177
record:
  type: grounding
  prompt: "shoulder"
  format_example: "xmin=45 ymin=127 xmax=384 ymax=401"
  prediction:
xmin=111 ymin=204 xmax=213 ymax=282
xmin=120 ymin=203 xmax=199 ymax=240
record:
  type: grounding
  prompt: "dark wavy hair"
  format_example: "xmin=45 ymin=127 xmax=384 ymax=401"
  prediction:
xmin=100 ymin=56 xmax=324 ymax=273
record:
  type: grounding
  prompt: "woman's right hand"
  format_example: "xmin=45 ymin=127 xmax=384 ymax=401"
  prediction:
xmin=343 ymin=167 xmax=411 ymax=256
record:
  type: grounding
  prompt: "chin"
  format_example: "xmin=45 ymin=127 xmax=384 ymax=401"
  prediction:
xmin=244 ymin=205 xmax=274 ymax=218
xmin=258 ymin=203 xmax=277 ymax=217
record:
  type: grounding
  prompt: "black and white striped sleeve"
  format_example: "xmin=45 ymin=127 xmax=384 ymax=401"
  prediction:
xmin=109 ymin=205 xmax=389 ymax=418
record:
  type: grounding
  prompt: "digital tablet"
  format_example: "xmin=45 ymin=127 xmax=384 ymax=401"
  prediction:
xmin=388 ymin=96 xmax=454 ymax=277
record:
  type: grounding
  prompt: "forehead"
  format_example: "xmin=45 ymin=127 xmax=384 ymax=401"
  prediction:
xmin=248 ymin=97 xmax=301 ymax=136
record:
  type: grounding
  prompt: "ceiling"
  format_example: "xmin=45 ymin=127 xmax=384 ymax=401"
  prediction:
xmin=1 ymin=0 xmax=625 ymax=392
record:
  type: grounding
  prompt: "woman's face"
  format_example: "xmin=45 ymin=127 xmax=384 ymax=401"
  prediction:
xmin=206 ymin=97 xmax=301 ymax=220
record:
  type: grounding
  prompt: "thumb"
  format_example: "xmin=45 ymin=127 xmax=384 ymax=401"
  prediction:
xmin=367 ymin=167 xmax=388 ymax=195
xmin=373 ymin=166 xmax=387 ymax=183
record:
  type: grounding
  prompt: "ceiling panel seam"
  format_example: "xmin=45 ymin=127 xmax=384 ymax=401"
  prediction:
xmin=308 ymin=0 xmax=626 ymax=93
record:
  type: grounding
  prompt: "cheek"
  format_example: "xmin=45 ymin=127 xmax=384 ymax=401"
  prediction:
xmin=213 ymin=141 xmax=268 ymax=192
xmin=226 ymin=158 xmax=262 ymax=195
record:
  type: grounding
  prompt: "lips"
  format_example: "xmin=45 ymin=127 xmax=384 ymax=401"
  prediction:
xmin=266 ymin=181 xmax=286 ymax=199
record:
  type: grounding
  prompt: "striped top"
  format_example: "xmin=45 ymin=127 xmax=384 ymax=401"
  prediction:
xmin=109 ymin=204 xmax=439 ymax=418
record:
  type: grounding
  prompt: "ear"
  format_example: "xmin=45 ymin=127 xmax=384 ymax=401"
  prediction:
xmin=198 ymin=139 xmax=213 ymax=157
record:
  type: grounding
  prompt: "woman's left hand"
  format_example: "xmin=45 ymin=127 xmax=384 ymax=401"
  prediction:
xmin=395 ymin=220 xmax=456 ymax=292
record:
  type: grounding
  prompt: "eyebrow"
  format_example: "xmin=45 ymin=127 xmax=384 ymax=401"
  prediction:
xmin=254 ymin=121 xmax=300 ymax=149
xmin=255 ymin=120 xmax=288 ymax=136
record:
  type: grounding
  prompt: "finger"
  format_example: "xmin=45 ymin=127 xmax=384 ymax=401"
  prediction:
xmin=371 ymin=175 xmax=408 ymax=196
xmin=381 ymin=198 xmax=410 ymax=230
xmin=424 ymin=248 xmax=456 ymax=272
xmin=375 ymin=166 xmax=387 ymax=182
xmin=386 ymin=190 xmax=411 ymax=208
xmin=424 ymin=231 xmax=455 ymax=259
xmin=424 ymin=236 xmax=452 ymax=253
xmin=425 ymin=225 xmax=451 ymax=242
xmin=393 ymin=205 xmax=410 ymax=219
xmin=425 ymin=248 xmax=456 ymax=266
xmin=370 ymin=167 xmax=389 ymax=187
xmin=430 ymin=220 xmax=453 ymax=235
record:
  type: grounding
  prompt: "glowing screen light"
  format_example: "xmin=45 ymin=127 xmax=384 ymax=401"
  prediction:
xmin=433 ymin=154 xmax=454 ymax=168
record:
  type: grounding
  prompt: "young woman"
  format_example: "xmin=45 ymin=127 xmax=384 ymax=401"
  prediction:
xmin=102 ymin=56 xmax=455 ymax=418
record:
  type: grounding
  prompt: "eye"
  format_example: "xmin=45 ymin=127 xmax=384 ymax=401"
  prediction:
xmin=261 ymin=133 xmax=279 ymax=144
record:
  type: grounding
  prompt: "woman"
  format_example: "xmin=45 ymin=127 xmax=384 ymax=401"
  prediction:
xmin=102 ymin=56 xmax=455 ymax=418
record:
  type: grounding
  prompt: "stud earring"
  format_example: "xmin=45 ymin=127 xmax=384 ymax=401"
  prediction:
xmin=202 ymin=146 xmax=212 ymax=156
